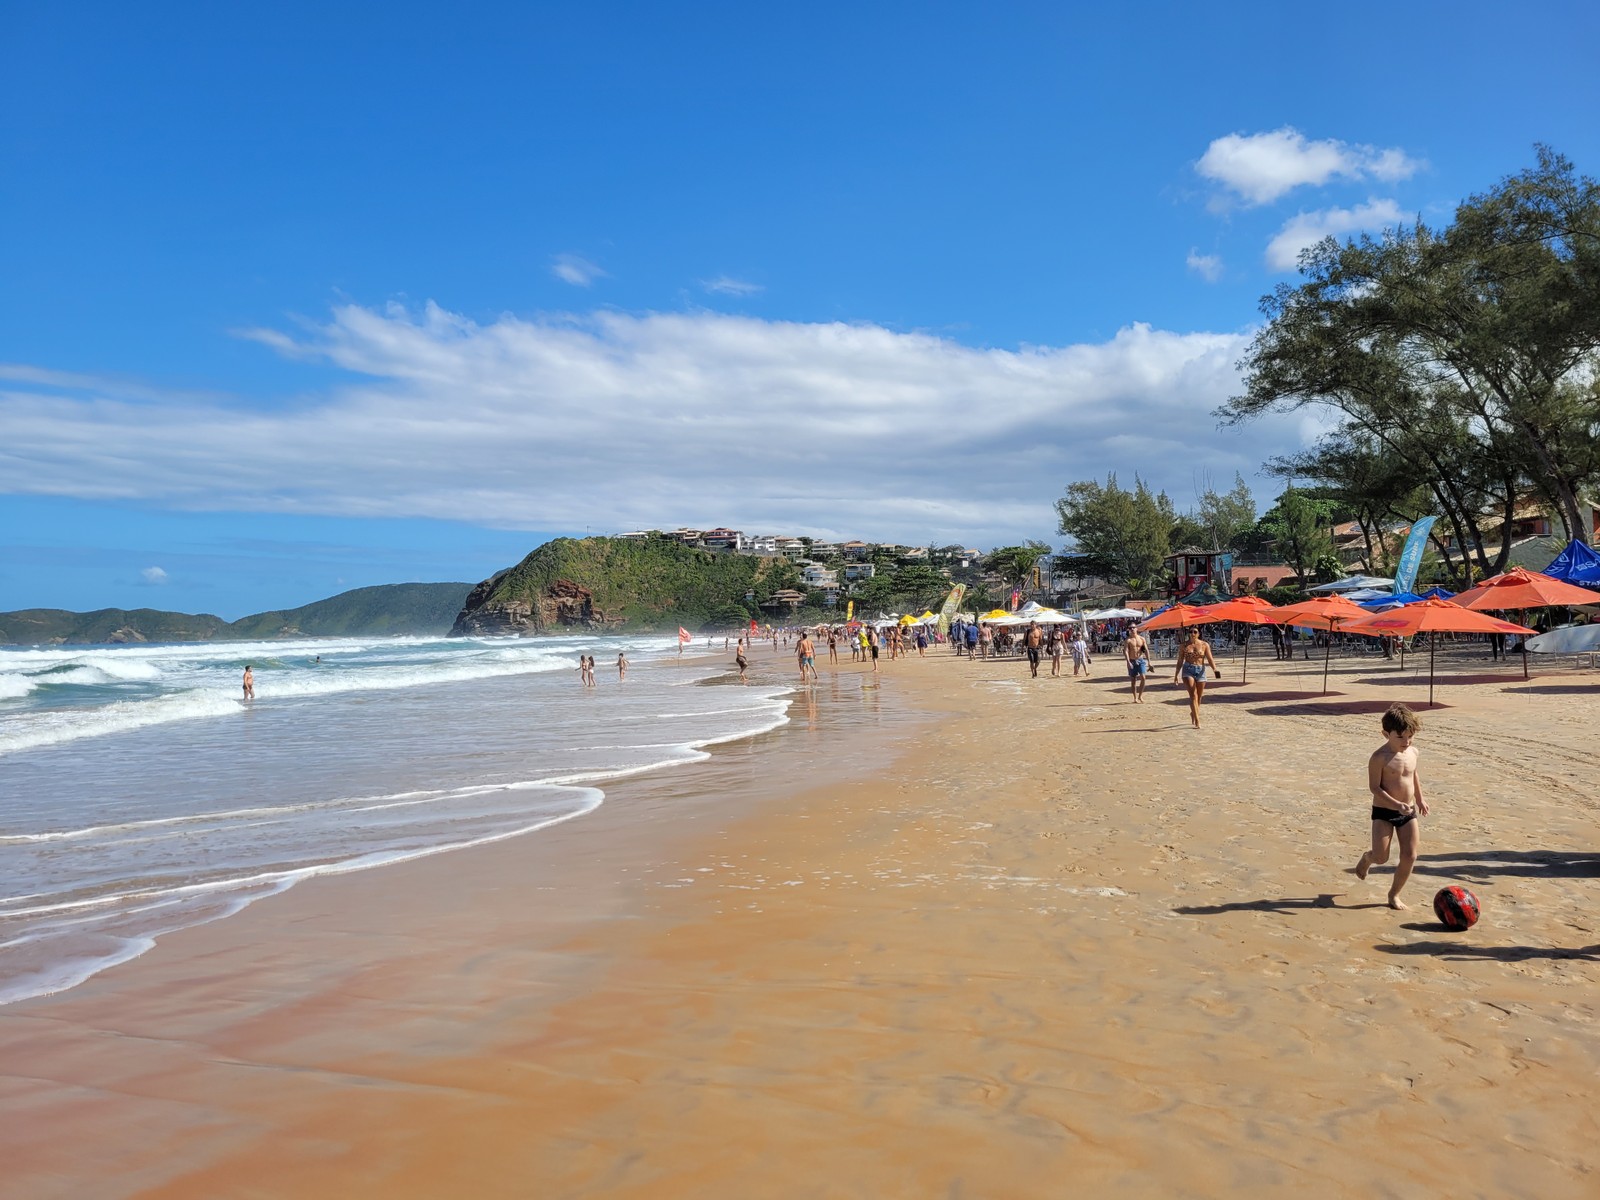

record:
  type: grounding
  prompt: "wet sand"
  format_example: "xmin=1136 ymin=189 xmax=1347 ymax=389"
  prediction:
xmin=3 ymin=641 xmax=1598 ymax=1198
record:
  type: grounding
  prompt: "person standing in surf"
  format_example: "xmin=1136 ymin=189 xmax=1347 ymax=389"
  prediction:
xmin=242 ymin=665 xmax=254 ymax=700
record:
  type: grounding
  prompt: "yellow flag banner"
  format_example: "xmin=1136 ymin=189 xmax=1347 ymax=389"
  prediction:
xmin=846 ymin=599 xmax=854 ymax=623
xmin=936 ymin=584 xmax=966 ymax=636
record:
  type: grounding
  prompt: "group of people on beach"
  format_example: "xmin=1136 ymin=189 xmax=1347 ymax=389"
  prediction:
xmin=576 ymin=653 xmax=627 ymax=686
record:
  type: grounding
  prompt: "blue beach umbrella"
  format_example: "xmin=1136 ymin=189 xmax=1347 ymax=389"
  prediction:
xmin=1359 ymin=591 xmax=1428 ymax=610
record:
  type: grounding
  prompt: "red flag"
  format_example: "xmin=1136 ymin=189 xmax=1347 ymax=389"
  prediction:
xmin=749 ymin=618 xmax=758 ymax=633
xmin=678 ymin=626 xmax=692 ymax=643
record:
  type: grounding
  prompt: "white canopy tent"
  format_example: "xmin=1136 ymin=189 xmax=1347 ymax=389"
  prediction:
xmin=1308 ymin=575 xmax=1394 ymax=593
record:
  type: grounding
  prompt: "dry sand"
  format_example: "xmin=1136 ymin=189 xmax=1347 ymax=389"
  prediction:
xmin=3 ymin=640 xmax=1598 ymax=1198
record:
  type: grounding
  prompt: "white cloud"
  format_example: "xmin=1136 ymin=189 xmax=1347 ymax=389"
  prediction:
xmin=1197 ymin=128 xmax=1422 ymax=206
xmin=1186 ymin=250 xmax=1223 ymax=282
xmin=0 ymin=305 xmax=1307 ymax=546
xmin=139 ymin=566 xmax=169 ymax=585
xmin=551 ymin=254 xmax=605 ymax=287
xmin=1265 ymin=199 xmax=1406 ymax=270
xmin=701 ymin=275 xmax=763 ymax=296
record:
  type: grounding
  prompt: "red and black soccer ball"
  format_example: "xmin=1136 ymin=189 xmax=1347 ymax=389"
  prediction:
xmin=1433 ymin=885 xmax=1480 ymax=931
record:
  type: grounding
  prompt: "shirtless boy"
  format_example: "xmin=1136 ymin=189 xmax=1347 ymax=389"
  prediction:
xmin=241 ymin=665 xmax=254 ymax=700
xmin=1353 ymin=703 xmax=1428 ymax=909
xmin=1123 ymin=629 xmax=1150 ymax=702
xmin=735 ymin=638 xmax=749 ymax=684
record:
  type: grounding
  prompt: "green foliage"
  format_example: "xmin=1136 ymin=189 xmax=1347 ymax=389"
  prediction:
xmin=985 ymin=541 xmax=1051 ymax=589
xmin=702 ymin=602 xmax=756 ymax=633
xmin=1223 ymin=148 xmax=1600 ymax=573
xmin=1256 ymin=487 xmax=1337 ymax=582
xmin=473 ymin=537 xmax=792 ymax=632
xmin=1055 ymin=474 xmax=1174 ymax=589
xmin=1260 ymin=583 xmax=1304 ymax=607
xmin=1196 ymin=474 xmax=1258 ymax=552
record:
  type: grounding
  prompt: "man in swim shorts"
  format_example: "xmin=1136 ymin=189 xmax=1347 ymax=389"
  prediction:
xmin=1024 ymin=621 xmax=1043 ymax=678
xmin=1123 ymin=629 xmax=1150 ymax=703
xmin=796 ymin=629 xmax=819 ymax=683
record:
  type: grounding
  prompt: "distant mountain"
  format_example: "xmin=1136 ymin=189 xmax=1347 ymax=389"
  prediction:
xmin=227 ymin=583 xmax=475 ymax=639
xmin=0 ymin=583 xmax=474 ymax=646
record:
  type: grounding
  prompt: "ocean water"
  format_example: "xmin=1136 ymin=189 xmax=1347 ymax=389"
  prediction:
xmin=0 ymin=634 xmax=789 ymax=1006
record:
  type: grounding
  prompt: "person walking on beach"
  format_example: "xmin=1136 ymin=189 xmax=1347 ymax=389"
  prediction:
xmin=827 ymin=628 xmax=839 ymax=665
xmin=241 ymin=665 xmax=254 ymax=700
xmin=1123 ymin=628 xmax=1150 ymax=703
xmin=1070 ymin=629 xmax=1091 ymax=676
xmin=1024 ymin=621 xmax=1043 ymax=678
xmin=866 ymin=626 xmax=880 ymax=673
xmin=1353 ymin=703 xmax=1428 ymax=909
xmin=617 ymin=652 xmax=628 ymax=681
xmin=796 ymin=629 xmax=819 ymax=683
xmin=735 ymin=638 xmax=749 ymax=684
xmin=1174 ymin=628 xmax=1220 ymax=728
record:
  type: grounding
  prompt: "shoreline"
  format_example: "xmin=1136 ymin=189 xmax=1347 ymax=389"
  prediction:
xmin=3 ymin=645 xmax=1598 ymax=1196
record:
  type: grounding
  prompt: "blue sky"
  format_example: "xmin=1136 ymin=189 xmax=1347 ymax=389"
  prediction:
xmin=4 ymin=2 xmax=1598 ymax=618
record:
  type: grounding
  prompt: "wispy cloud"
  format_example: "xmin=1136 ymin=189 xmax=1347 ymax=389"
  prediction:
xmin=551 ymin=254 xmax=605 ymax=287
xmin=1185 ymin=250 xmax=1223 ymax=283
xmin=1265 ymin=199 xmax=1406 ymax=270
xmin=139 ymin=566 xmax=169 ymax=585
xmin=700 ymin=275 xmax=763 ymax=296
xmin=1198 ymin=127 xmax=1422 ymax=207
xmin=1 ymin=304 xmax=1305 ymax=545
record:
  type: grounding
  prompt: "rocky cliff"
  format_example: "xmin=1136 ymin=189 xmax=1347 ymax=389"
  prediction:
xmin=450 ymin=576 xmax=619 ymax=636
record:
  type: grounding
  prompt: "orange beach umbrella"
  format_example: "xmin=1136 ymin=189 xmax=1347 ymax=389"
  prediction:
xmin=1340 ymin=598 xmax=1535 ymax=707
xmin=1136 ymin=603 xmax=1217 ymax=632
xmin=1196 ymin=597 xmax=1281 ymax=683
xmin=1451 ymin=566 xmax=1600 ymax=611
xmin=1263 ymin=593 xmax=1375 ymax=695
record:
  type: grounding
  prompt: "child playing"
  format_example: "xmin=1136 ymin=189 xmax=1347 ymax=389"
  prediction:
xmin=1354 ymin=703 xmax=1429 ymax=909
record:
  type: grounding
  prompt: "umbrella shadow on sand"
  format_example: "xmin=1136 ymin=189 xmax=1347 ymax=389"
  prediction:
xmin=1174 ymin=894 xmax=1387 ymax=915
xmin=1198 ymin=688 xmax=1348 ymax=704
xmin=1503 ymin=683 xmax=1600 ymax=696
xmin=1374 ymin=934 xmax=1600 ymax=963
xmin=1413 ymin=850 xmax=1600 ymax=880
xmin=1246 ymin=699 xmax=1444 ymax=717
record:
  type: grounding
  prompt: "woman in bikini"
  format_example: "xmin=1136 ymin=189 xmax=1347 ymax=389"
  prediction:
xmin=1174 ymin=627 xmax=1220 ymax=728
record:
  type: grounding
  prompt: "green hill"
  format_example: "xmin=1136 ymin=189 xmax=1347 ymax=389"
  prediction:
xmin=227 ymin=583 xmax=474 ymax=638
xmin=0 ymin=583 xmax=474 ymax=646
xmin=0 ymin=607 xmax=232 ymax=646
xmin=451 ymin=536 xmax=799 ymax=635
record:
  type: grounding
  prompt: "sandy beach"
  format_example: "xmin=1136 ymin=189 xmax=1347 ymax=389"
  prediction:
xmin=4 ymin=640 xmax=1598 ymax=1198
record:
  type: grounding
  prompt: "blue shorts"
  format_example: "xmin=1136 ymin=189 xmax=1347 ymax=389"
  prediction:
xmin=1181 ymin=663 xmax=1207 ymax=682
xmin=1127 ymin=657 xmax=1148 ymax=677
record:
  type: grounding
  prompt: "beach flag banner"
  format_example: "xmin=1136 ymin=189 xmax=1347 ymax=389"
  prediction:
xmin=846 ymin=600 xmax=854 ymax=623
xmin=936 ymin=584 xmax=966 ymax=635
xmin=1392 ymin=516 xmax=1437 ymax=595
xmin=1010 ymin=589 xmax=1020 ymax=611
xmin=749 ymin=618 xmax=757 ymax=633
xmin=678 ymin=626 xmax=692 ymax=643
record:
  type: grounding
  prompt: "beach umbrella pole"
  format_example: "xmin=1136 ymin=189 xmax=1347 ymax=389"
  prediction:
xmin=1321 ymin=623 xmax=1334 ymax=695
xmin=1429 ymin=633 xmax=1436 ymax=707
xmin=1243 ymin=631 xmax=1250 ymax=684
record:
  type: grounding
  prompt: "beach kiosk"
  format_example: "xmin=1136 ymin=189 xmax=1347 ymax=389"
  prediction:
xmin=1164 ymin=547 xmax=1234 ymax=603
